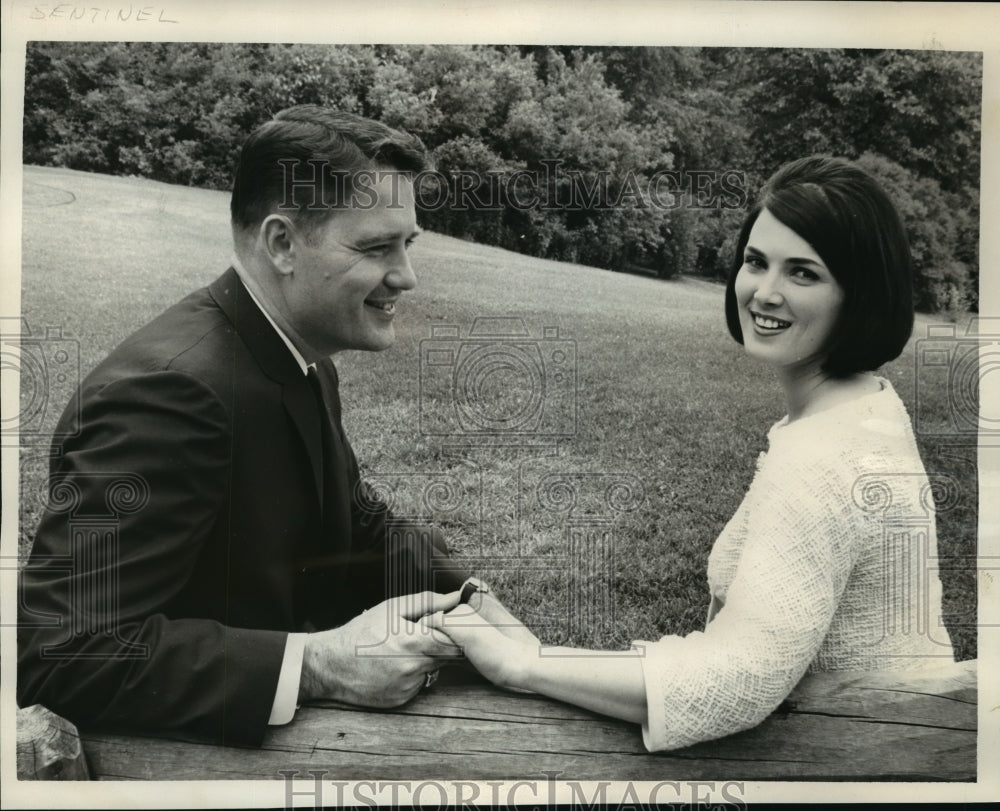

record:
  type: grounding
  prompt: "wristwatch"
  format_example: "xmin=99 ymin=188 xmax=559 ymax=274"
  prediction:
xmin=459 ymin=576 xmax=490 ymax=605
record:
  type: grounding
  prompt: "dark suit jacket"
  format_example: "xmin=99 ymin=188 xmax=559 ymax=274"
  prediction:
xmin=18 ymin=268 xmax=467 ymax=745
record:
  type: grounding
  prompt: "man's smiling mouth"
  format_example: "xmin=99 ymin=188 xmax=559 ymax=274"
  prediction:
xmin=365 ymin=298 xmax=397 ymax=314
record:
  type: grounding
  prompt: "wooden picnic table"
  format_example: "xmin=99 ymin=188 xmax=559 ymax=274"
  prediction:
xmin=61 ymin=659 xmax=975 ymax=782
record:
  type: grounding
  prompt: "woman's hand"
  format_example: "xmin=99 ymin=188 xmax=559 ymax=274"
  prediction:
xmin=429 ymin=604 xmax=537 ymax=692
xmin=432 ymin=604 xmax=648 ymax=724
xmin=473 ymin=591 xmax=542 ymax=648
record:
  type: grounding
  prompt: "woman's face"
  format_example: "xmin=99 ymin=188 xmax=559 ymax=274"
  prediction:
xmin=733 ymin=208 xmax=845 ymax=374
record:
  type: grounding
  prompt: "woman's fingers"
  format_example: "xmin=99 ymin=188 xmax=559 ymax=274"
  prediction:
xmin=415 ymin=611 xmax=463 ymax=655
xmin=425 ymin=605 xmax=490 ymax=647
xmin=439 ymin=603 xmax=489 ymax=627
xmin=390 ymin=589 xmax=464 ymax=621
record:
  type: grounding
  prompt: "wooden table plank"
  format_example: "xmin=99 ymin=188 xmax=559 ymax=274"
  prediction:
xmin=79 ymin=660 xmax=976 ymax=782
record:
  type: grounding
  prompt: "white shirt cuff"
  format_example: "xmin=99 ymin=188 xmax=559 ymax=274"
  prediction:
xmin=268 ymin=633 xmax=307 ymax=725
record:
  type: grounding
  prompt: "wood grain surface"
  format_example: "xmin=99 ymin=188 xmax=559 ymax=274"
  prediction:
xmin=75 ymin=659 xmax=976 ymax=782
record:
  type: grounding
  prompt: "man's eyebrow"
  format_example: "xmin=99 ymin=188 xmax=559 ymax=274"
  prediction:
xmin=356 ymin=227 xmax=422 ymax=246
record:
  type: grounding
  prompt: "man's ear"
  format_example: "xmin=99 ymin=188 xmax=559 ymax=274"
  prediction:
xmin=260 ymin=214 xmax=299 ymax=277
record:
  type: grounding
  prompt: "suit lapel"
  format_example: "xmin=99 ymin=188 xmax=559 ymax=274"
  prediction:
xmin=209 ymin=268 xmax=325 ymax=508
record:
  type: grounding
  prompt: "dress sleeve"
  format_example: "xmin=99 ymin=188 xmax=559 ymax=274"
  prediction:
xmin=633 ymin=449 xmax=863 ymax=751
xmin=17 ymin=371 xmax=287 ymax=745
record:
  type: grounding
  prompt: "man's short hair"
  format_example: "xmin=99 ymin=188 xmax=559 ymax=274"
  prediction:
xmin=230 ymin=105 xmax=429 ymax=236
xmin=724 ymin=155 xmax=915 ymax=378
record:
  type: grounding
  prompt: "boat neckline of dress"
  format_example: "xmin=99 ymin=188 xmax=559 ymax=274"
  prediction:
xmin=770 ymin=376 xmax=893 ymax=433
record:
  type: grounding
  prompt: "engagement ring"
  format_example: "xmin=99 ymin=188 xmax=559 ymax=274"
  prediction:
xmin=459 ymin=576 xmax=490 ymax=605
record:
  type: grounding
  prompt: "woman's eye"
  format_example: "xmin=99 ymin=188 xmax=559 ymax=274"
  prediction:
xmin=743 ymin=255 xmax=765 ymax=270
xmin=791 ymin=267 xmax=819 ymax=282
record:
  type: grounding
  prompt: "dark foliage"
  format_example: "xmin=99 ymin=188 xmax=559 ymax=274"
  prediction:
xmin=23 ymin=43 xmax=982 ymax=311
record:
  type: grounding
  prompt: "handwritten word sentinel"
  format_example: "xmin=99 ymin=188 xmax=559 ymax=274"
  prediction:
xmin=29 ymin=5 xmax=179 ymax=22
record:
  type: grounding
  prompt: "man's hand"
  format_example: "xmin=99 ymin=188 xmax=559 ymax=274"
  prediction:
xmin=299 ymin=590 xmax=463 ymax=707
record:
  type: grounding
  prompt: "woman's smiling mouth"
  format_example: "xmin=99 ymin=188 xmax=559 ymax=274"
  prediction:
xmin=750 ymin=310 xmax=792 ymax=333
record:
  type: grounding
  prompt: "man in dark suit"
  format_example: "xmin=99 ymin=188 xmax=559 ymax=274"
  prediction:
xmin=18 ymin=106 xmax=532 ymax=746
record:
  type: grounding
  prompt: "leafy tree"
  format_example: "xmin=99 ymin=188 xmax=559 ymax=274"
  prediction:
xmin=22 ymin=42 xmax=982 ymax=311
xmin=742 ymin=49 xmax=981 ymax=195
xmin=856 ymin=153 xmax=975 ymax=312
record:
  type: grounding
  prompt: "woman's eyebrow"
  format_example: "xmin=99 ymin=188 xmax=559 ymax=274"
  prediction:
xmin=745 ymin=245 xmax=824 ymax=268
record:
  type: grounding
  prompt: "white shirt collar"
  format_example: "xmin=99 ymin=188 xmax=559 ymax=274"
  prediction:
xmin=231 ymin=255 xmax=311 ymax=376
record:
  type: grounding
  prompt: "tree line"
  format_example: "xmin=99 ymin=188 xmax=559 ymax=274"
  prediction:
xmin=24 ymin=43 xmax=981 ymax=312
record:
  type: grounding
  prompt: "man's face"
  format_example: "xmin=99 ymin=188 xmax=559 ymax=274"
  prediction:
xmin=284 ymin=170 xmax=420 ymax=357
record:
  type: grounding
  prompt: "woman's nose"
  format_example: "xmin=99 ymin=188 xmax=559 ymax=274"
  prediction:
xmin=753 ymin=271 xmax=784 ymax=307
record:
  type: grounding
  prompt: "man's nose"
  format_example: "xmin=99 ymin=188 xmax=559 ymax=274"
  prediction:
xmin=386 ymin=247 xmax=418 ymax=291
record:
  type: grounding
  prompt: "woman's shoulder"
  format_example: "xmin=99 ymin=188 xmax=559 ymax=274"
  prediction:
xmin=761 ymin=378 xmax=921 ymax=489
xmin=768 ymin=378 xmax=913 ymax=446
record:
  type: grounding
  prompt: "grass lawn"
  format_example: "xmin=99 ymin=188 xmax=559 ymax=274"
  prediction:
xmin=17 ymin=164 xmax=977 ymax=660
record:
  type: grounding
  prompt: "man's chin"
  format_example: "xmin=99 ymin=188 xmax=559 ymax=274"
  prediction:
xmin=359 ymin=330 xmax=396 ymax=353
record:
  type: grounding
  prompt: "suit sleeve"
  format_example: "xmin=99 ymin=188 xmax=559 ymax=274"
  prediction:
xmin=18 ymin=371 xmax=287 ymax=746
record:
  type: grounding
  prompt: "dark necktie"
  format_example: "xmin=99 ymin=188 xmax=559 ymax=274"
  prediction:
xmin=306 ymin=364 xmax=352 ymax=527
xmin=301 ymin=364 xmax=354 ymax=625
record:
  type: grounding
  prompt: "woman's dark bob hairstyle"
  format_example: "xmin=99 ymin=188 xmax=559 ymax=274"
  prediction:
xmin=724 ymin=156 xmax=915 ymax=378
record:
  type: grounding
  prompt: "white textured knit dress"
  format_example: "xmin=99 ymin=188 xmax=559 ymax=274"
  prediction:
xmin=634 ymin=379 xmax=954 ymax=752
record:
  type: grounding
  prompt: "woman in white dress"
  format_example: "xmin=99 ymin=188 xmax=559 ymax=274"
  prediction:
xmin=431 ymin=156 xmax=956 ymax=752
